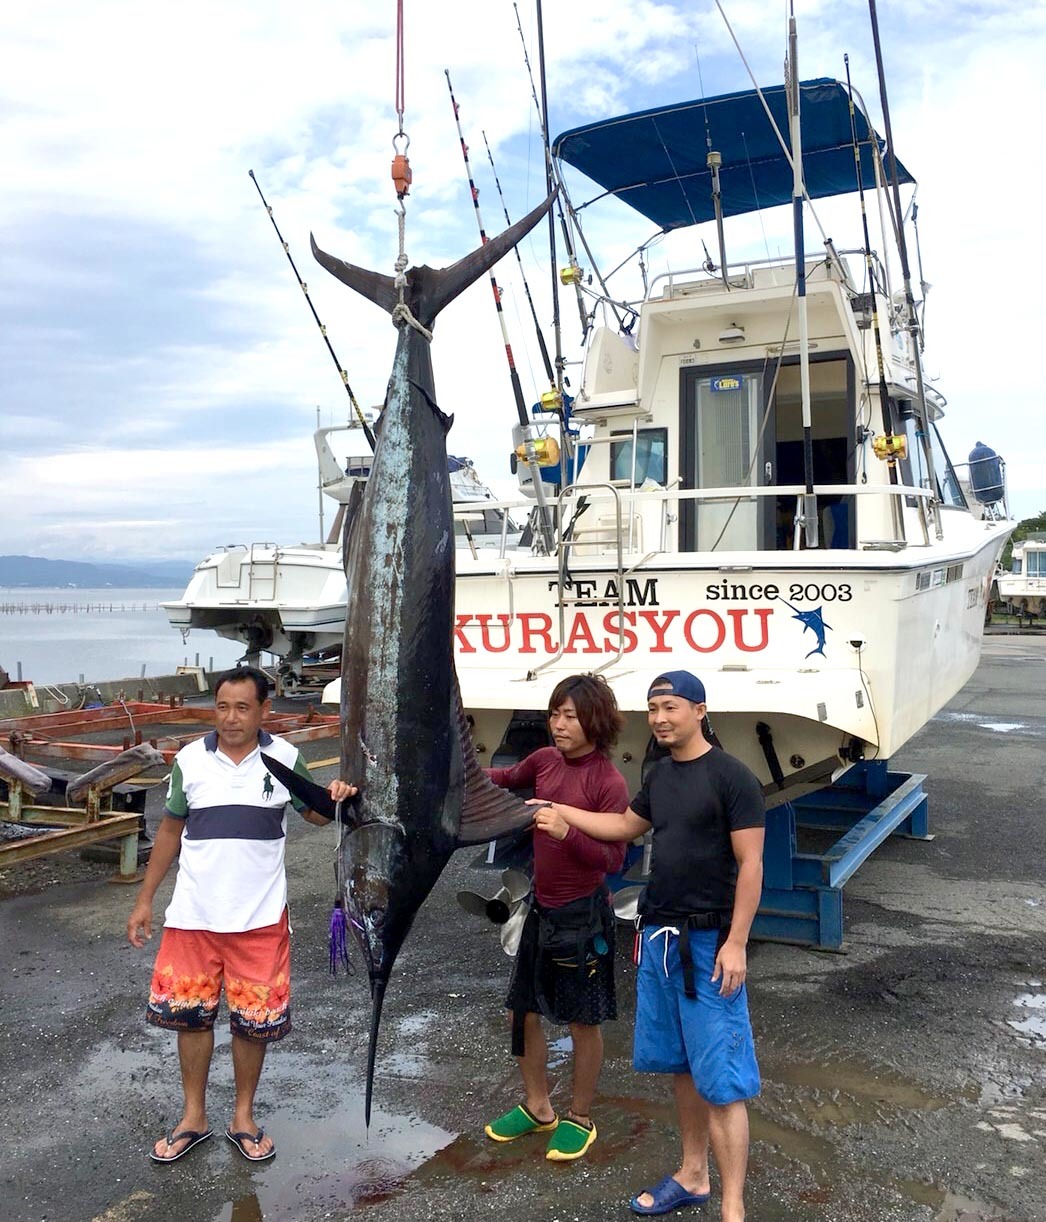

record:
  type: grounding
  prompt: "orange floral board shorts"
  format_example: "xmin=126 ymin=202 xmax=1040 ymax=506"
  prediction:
xmin=146 ymin=911 xmax=291 ymax=1042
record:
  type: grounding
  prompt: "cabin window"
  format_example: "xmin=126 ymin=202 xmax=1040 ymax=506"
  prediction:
xmin=610 ymin=428 xmax=667 ymax=486
xmin=903 ymin=415 xmax=967 ymax=508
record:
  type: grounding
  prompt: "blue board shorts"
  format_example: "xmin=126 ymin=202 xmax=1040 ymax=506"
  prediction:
xmin=633 ymin=924 xmax=760 ymax=1105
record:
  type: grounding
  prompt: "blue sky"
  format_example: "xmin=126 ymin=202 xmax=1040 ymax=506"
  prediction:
xmin=3 ymin=0 xmax=1043 ymax=564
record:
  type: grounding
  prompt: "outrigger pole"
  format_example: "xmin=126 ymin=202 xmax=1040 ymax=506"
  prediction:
xmin=867 ymin=0 xmax=943 ymax=540
xmin=248 ymin=169 xmax=376 ymax=452
xmin=481 ymin=129 xmax=556 ymax=388
xmin=843 ymin=55 xmax=909 ymax=543
xmin=787 ymin=7 xmax=819 ymax=549
xmin=444 ymin=69 xmax=556 ymax=555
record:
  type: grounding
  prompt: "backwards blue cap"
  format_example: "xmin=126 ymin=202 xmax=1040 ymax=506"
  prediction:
xmin=647 ymin=670 xmax=707 ymax=704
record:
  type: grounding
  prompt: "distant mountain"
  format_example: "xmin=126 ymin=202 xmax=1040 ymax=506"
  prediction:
xmin=0 ymin=555 xmax=191 ymax=589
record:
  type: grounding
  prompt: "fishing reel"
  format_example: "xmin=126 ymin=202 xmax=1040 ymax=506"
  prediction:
xmin=872 ymin=432 xmax=907 ymax=462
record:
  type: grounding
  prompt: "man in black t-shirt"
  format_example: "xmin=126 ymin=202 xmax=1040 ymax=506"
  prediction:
xmin=532 ymin=670 xmax=764 ymax=1222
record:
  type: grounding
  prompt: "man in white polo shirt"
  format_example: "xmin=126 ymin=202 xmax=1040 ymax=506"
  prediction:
xmin=126 ymin=666 xmax=353 ymax=1164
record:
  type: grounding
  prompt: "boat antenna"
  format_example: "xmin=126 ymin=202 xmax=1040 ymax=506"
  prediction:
xmin=444 ymin=69 xmax=556 ymax=555
xmin=714 ymin=0 xmax=831 ymax=248
xmin=481 ymin=129 xmax=557 ymax=387
xmin=868 ymin=0 xmax=943 ymax=539
xmin=786 ymin=6 xmax=818 ymax=549
xmin=910 ymin=198 xmax=929 ymax=348
xmin=695 ymin=42 xmax=730 ymax=288
xmin=248 ymin=170 xmax=376 ymax=451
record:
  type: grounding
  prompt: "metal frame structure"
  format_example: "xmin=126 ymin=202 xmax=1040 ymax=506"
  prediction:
xmin=755 ymin=760 xmax=930 ymax=948
xmin=0 ymin=701 xmax=339 ymax=766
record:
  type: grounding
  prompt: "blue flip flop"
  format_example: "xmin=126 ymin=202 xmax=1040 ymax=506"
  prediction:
xmin=630 ymin=1175 xmax=711 ymax=1216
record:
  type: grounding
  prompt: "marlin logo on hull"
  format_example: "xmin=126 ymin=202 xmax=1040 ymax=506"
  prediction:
xmin=781 ymin=597 xmax=832 ymax=658
xmin=263 ymin=192 xmax=554 ymax=1124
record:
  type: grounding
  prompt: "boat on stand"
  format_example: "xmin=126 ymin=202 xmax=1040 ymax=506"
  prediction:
xmin=444 ymin=52 xmax=1013 ymax=943
xmin=172 ymin=11 xmax=1015 ymax=946
xmin=996 ymin=535 xmax=1046 ymax=619
xmin=163 ymin=415 xmax=519 ymax=689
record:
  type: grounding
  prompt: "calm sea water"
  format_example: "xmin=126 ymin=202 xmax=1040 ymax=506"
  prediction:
xmin=0 ymin=587 xmax=245 ymax=686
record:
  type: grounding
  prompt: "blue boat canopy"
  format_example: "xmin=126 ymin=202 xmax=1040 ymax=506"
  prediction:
xmin=552 ymin=78 xmax=914 ymax=232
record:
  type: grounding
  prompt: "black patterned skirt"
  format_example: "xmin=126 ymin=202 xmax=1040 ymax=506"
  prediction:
xmin=505 ymin=893 xmax=617 ymax=1027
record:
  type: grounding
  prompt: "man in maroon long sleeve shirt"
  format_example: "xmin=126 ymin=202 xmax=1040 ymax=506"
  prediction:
xmin=483 ymin=674 xmax=630 ymax=1162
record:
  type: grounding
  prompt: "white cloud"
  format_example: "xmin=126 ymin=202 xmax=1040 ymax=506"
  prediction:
xmin=3 ymin=0 xmax=1044 ymax=569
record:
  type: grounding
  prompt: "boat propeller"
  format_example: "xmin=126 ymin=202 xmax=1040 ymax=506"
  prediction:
xmin=457 ymin=868 xmax=531 ymax=955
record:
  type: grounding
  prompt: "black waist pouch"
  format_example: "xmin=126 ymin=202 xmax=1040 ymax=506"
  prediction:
xmin=536 ymin=886 xmax=613 ymax=966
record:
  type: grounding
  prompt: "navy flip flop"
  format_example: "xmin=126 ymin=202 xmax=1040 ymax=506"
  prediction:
xmin=630 ymin=1175 xmax=711 ymax=1215
xmin=225 ymin=1126 xmax=276 ymax=1162
xmin=149 ymin=1127 xmax=213 ymax=1163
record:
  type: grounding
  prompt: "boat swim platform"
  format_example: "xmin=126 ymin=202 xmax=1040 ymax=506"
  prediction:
xmin=753 ymin=760 xmax=930 ymax=950
xmin=0 ymin=699 xmax=340 ymax=766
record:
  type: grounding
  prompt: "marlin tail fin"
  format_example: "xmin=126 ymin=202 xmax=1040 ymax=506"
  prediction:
xmin=312 ymin=190 xmax=556 ymax=330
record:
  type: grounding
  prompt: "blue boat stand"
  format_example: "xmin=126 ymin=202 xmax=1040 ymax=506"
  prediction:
xmin=607 ymin=760 xmax=931 ymax=951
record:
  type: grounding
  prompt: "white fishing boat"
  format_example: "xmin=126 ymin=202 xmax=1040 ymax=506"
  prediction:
xmin=164 ymin=417 xmax=518 ymax=686
xmin=446 ymin=72 xmax=1014 ymax=810
xmin=996 ymin=535 xmax=1046 ymax=618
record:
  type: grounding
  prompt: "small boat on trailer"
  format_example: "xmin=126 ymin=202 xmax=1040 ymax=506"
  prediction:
xmin=447 ymin=68 xmax=1013 ymax=944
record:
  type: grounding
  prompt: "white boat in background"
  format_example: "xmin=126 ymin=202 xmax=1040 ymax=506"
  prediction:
xmin=164 ymin=416 xmax=518 ymax=687
xmin=996 ymin=535 xmax=1046 ymax=618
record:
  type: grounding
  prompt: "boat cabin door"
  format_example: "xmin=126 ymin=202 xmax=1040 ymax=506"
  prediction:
xmin=680 ymin=364 xmax=774 ymax=552
xmin=679 ymin=356 xmax=854 ymax=553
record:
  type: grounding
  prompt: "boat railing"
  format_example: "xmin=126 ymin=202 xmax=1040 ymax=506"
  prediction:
xmin=644 ymin=246 xmax=880 ymax=305
xmin=453 ymin=480 xmax=937 ymax=561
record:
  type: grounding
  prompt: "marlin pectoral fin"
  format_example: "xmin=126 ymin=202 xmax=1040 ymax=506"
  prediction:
xmin=451 ymin=684 xmax=533 ymax=846
xmin=261 ymin=751 xmax=341 ymax=822
xmin=310 ymin=235 xmax=399 ymax=315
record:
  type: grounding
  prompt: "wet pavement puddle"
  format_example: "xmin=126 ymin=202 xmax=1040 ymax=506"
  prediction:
xmin=212 ymin=1106 xmax=454 ymax=1220
xmin=1006 ymin=988 xmax=1046 ymax=1045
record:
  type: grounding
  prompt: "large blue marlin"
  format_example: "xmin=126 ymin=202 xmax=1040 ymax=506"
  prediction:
xmin=263 ymin=194 xmax=553 ymax=1123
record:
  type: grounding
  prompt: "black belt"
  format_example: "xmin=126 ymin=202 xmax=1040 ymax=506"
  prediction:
xmin=646 ymin=913 xmax=729 ymax=1000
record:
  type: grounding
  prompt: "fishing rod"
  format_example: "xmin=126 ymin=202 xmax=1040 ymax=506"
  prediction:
xmin=520 ymin=1 xmax=586 ymax=352
xmin=481 ymin=129 xmax=556 ymax=387
xmin=444 ymin=69 xmax=556 ymax=555
xmin=867 ymin=0 xmax=942 ymax=539
xmin=247 ymin=170 xmax=376 ymax=452
xmin=786 ymin=7 xmax=818 ymax=549
xmin=843 ymin=54 xmax=908 ymax=541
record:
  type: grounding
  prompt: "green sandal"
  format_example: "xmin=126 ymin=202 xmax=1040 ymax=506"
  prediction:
xmin=484 ymin=1104 xmax=558 ymax=1142
xmin=546 ymin=1117 xmax=597 ymax=1161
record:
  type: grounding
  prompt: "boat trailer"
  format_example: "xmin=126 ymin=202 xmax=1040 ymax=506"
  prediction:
xmin=0 ymin=743 xmax=163 ymax=882
xmin=0 ymin=699 xmax=340 ymax=883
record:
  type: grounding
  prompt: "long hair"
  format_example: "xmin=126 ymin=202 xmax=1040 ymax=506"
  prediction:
xmin=547 ymin=673 xmax=624 ymax=756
